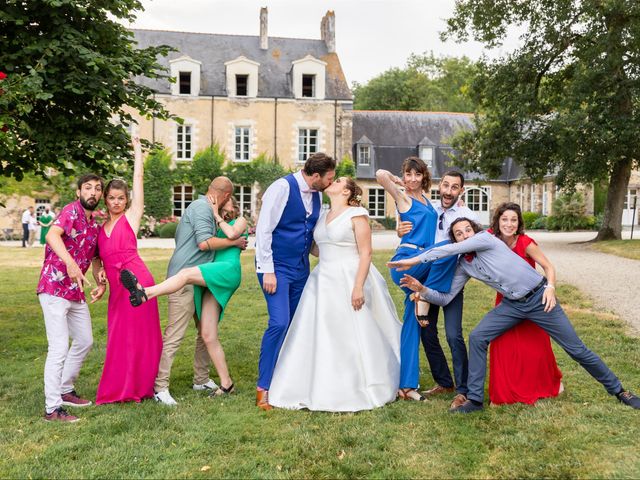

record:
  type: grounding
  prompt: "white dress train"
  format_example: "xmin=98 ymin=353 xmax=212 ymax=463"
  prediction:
xmin=268 ymin=207 xmax=402 ymax=412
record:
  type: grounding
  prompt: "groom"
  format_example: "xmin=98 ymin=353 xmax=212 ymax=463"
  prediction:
xmin=255 ymin=152 xmax=336 ymax=410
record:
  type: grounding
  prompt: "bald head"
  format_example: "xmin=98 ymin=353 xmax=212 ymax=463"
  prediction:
xmin=208 ymin=176 xmax=234 ymax=204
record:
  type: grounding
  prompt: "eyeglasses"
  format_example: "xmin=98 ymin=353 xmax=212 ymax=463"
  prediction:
xmin=438 ymin=212 xmax=445 ymax=230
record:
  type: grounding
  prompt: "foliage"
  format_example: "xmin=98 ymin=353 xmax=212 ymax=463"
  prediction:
xmin=444 ymin=0 xmax=640 ymax=240
xmin=144 ymin=149 xmax=173 ymax=220
xmin=353 ymin=53 xmax=478 ymax=112
xmin=158 ymin=222 xmax=178 ymax=238
xmin=593 ymin=181 xmax=608 ymax=216
xmin=0 ymin=0 xmax=176 ymax=182
xmin=530 ymin=216 xmax=548 ymax=230
xmin=522 ymin=211 xmax=541 ymax=230
xmin=0 ymin=172 xmax=52 ymax=198
xmin=376 ymin=216 xmax=397 ymax=230
xmin=335 ymin=155 xmax=356 ymax=178
xmin=545 ymin=192 xmax=595 ymax=231
xmin=187 ymin=144 xmax=226 ymax=195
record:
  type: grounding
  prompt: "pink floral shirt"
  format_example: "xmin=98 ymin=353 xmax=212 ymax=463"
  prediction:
xmin=37 ymin=200 xmax=100 ymax=302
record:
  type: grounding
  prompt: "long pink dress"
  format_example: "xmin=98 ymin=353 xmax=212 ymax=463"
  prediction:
xmin=96 ymin=216 xmax=162 ymax=404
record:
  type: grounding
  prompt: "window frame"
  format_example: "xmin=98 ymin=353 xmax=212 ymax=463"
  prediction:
xmin=302 ymin=74 xmax=316 ymax=98
xmin=172 ymin=184 xmax=194 ymax=217
xmin=176 ymin=124 xmax=193 ymax=161
xmin=234 ymin=126 xmax=251 ymax=163
xmin=367 ymin=187 xmax=386 ymax=219
xmin=234 ymin=185 xmax=253 ymax=217
xmin=298 ymin=128 xmax=319 ymax=163
xmin=357 ymin=145 xmax=371 ymax=166
xmin=235 ymin=74 xmax=249 ymax=96
xmin=179 ymin=71 xmax=192 ymax=95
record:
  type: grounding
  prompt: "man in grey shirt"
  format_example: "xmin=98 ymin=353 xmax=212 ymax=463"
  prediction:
xmin=389 ymin=217 xmax=640 ymax=413
xmin=154 ymin=176 xmax=247 ymax=406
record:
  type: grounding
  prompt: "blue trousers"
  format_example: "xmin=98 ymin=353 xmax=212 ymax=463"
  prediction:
xmin=390 ymin=246 xmax=458 ymax=389
xmin=257 ymin=269 xmax=308 ymax=390
xmin=421 ymin=290 xmax=468 ymax=395
xmin=467 ymin=286 xmax=622 ymax=403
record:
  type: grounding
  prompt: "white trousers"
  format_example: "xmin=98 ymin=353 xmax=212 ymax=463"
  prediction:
xmin=39 ymin=294 xmax=93 ymax=413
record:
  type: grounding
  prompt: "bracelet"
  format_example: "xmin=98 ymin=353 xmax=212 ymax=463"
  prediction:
xmin=205 ymin=239 xmax=212 ymax=250
xmin=544 ymin=285 xmax=555 ymax=289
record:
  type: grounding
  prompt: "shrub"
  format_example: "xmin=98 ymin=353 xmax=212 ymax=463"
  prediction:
xmin=522 ymin=211 xmax=541 ymax=229
xmin=549 ymin=192 xmax=591 ymax=231
xmin=336 ymin=155 xmax=356 ymax=178
xmin=144 ymin=149 xmax=173 ymax=220
xmin=377 ymin=216 xmax=397 ymax=230
xmin=188 ymin=144 xmax=226 ymax=195
xmin=530 ymin=216 xmax=547 ymax=230
xmin=159 ymin=222 xmax=178 ymax=238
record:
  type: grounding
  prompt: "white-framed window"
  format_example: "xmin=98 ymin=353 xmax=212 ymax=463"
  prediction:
xmin=519 ymin=184 xmax=526 ymax=206
xmin=358 ymin=145 xmax=371 ymax=166
xmin=430 ymin=188 xmax=441 ymax=203
xmin=419 ymin=146 xmax=434 ymax=168
xmin=179 ymin=71 xmax=192 ymax=95
xmin=530 ymin=184 xmax=537 ymax=212
xmin=35 ymin=198 xmax=50 ymax=220
xmin=176 ymin=124 xmax=192 ymax=160
xmin=234 ymin=126 xmax=251 ymax=162
xmin=173 ymin=184 xmax=193 ymax=217
xmin=302 ymin=74 xmax=316 ymax=97
xmin=624 ymin=188 xmax=638 ymax=210
xmin=367 ymin=187 xmax=386 ymax=219
xmin=542 ymin=183 xmax=549 ymax=216
xmin=298 ymin=128 xmax=318 ymax=163
xmin=235 ymin=74 xmax=248 ymax=96
xmin=234 ymin=185 xmax=253 ymax=216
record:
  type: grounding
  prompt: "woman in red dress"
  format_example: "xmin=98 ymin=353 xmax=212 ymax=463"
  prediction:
xmin=488 ymin=202 xmax=563 ymax=405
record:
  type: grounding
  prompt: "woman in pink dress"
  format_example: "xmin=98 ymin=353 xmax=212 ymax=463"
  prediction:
xmin=95 ymin=136 xmax=162 ymax=404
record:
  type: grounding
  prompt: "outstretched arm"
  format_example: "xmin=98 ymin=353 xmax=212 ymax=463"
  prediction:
xmin=126 ymin=135 xmax=144 ymax=234
xmin=400 ymin=266 xmax=470 ymax=306
xmin=375 ymin=169 xmax=411 ymax=212
xmin=351 ymin=215 xmax=372 ymax=311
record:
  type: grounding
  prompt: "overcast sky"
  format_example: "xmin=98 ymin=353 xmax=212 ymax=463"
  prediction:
xmin=130 ymin=0 xmax=520 ymax=85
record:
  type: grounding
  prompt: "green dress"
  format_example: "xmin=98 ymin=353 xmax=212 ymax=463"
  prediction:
xmin=39 ymin=212 xmax=54 ymax=245
xmin=194 ymin=219 xmax=248 ymax=322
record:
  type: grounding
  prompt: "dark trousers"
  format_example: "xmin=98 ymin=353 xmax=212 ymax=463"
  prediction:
xmin=22 ymin=223 xmax=29 ymax=247
xmin=467 ymin=286 xmax=622 ymax=403
xmin=420 ymin=290 xmax=468 ymax=395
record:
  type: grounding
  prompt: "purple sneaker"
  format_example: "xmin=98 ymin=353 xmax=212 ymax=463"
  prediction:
xmin=61 ymin=390 xmax=92 ymax=407
xmin=44 ymin=407 xmax=80 ymax=423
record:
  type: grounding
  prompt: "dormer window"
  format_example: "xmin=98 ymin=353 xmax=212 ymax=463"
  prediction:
xmin=358 ymin=145 xmax=371 ymax=166
xmin=225 ymin=56 xmax=260 ymax=98
xmin=292 ymin=55 xmax=327 ymax=99
xmin=302 ymin=75 xmax=315 ymax=97
xmin=236 ymin=75 xmax=249 ymax=96
xmin=169 ymin=56 xmax=201 ymax=96
xmin=419 ymin=146 xmax=434 ymax=166
xmin=179 ymin=72 xmax=192 ymax=95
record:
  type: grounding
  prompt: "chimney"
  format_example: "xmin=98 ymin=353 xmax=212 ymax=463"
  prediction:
xmin=260 ymin=7 xmax=268 ymax=50
xmin=321 ymin=10 xmax=335 ymax=53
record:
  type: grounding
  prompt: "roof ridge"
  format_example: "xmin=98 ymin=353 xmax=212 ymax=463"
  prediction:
xmin=131 ymin=28 xmax=321 ymax=43
xmin=354 ymin=110 xmax=474 ymax=116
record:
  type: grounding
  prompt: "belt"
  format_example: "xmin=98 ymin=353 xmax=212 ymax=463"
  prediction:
xmin=517 ymin=278 xmax=547 ymax=302
xmin=398 ymin=243 xmax=424 ymax=251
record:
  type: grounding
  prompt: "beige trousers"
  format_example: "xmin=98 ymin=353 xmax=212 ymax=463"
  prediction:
xmin=154 ymin=285 xmax=211 ymax=392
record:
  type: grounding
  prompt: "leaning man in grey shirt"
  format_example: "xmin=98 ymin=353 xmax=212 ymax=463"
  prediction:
xmin=389 ymin=217 xmax=640 ymax=413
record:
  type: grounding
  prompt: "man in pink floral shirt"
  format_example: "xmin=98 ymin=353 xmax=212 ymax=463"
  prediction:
xmin=38 ymin=174 xmax=106 ymax=422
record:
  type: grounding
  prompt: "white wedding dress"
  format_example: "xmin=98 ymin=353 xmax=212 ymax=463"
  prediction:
xmin=269 ymin=207 xmax=402 ymax=412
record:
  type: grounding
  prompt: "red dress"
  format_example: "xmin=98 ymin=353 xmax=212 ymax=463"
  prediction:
xmin=488 ymin=234 xmax=563 ymax=404
xmin=96 ymin=216 xmax=162 ymax=404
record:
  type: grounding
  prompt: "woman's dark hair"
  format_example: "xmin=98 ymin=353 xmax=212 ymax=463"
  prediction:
xmin=303 ymin=152 xmax=336 ymax=177
xmin=400 ymin=156 xmax=431 ymax=192
xmin=448 ymin=217 xmax=483 ymax=243
xmin=344 ymin=177 xmax=363 ymax=207
xmin=104 ymin=179 xmax=130 ymax=210
xmin=77 ymin=173 xmax=104 ymax=191
xmin=490 ymin=202 xmax=525 ymax=240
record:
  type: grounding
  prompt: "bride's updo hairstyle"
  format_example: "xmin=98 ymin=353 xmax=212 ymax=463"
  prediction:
xmin=344 ymin=178 xmax=363 ymax=207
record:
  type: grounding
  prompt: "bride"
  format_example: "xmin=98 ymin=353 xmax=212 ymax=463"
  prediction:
xmin=268 ymin=177 xmax=402 ymax=412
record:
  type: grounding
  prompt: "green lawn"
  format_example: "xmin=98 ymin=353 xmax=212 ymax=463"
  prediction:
xmin=1 ymin=246 xmax=639 ymax=479
xmin=590 ymin=239 xmax=640 ymax=260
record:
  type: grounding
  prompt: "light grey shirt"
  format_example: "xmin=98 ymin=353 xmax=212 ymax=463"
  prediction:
xmin=432 ymin=203 xmax=479 ymax=243
xmin=416 ymin=231 xmax=544 ymax=305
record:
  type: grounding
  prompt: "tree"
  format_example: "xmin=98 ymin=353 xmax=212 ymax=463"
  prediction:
xmin=143 ymin=149 xmax=173 ymax=220
xmin=335 ymin=155 xmax=356 ymax=177
xmin=0 ymin=0 xmax=175 ymax=181
xmin=187 ymin=144 xmax=226 ymax=195
xmin=444 ymin=0 xmax=640 ymax=240
xmin=353 ymin=53 xmax=478 ymax=112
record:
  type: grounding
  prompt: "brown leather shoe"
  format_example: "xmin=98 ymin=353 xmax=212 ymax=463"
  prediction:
xmin=422 ymin=384 xmax=455 ymax=397
xmin=450 ymin=393 xmax=467 ymax=410
xmin=256 ymin=390 xmax=272 ymax=411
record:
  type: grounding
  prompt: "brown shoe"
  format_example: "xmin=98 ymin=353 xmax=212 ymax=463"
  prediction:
xmin=422 ymin=385 xmax=455 ymax=397
xmin=450 ymin=394 xmax=467 ymax=410
xmin=44 ymin=407 xmax=80 ymax=423
xmin=61 ymin=390 xmax=92 ymax=407
xmin=256 ymin=389 xmax=272 ymax=411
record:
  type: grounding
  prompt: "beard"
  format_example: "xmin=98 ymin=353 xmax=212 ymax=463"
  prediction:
xmin=79 ymin=197 xmax=99 ymax=211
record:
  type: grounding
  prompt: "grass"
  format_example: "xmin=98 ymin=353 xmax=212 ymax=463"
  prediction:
xmin=590 ymin=239 xmax=640 ymax=260
xmin=0 ymin=246 xmax=639 ymax=479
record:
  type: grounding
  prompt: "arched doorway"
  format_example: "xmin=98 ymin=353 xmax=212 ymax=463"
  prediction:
xmin=463 ymin=186 xmax=491 ymax=225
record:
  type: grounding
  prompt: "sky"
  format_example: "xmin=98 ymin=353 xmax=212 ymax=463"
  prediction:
xmin=129 ymin=0 xmax=521 ymax=85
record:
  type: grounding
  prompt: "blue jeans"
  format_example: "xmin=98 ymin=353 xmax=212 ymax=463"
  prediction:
xmin=420 ymin=290 xmax=468 ymax=395
xmin=467 ymin=286 xmax=622 ymax=403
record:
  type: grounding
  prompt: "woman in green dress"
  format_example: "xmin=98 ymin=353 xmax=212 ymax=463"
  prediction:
xmin=121 ymin=196 xmax=248 ymax=397
xmin=39 ymin=207 xmax=55 ymax=245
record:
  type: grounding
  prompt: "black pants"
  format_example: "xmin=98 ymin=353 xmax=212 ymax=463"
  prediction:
xmin=22 ymin=223 xmax=29 ymax=247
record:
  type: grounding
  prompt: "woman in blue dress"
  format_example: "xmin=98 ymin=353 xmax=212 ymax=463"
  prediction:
xmin=376 ymin=158 xmax=457 ymax=401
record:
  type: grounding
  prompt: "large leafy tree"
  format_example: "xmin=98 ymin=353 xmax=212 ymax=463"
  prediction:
xmin=444 ymin=0 xmax=640 ymax=240
xmin=353 ymin=53 xmax=478 ymax=113
xmin=0 ymin=0 xmax=174 ymax=181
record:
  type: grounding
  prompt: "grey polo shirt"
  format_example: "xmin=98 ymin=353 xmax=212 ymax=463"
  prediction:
xmin=167 ymin=196 xmax=217 ymax=278
xmin=416 ymin=231 xmax=544 ymax=305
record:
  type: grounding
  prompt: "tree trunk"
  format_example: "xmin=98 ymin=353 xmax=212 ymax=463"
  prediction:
xmin=596 ymin=157 xmax=631 ymax=241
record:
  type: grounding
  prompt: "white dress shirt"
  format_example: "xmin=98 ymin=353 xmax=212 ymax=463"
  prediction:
xmin=432 ymin=202 xmax=479 ymax=243
xmin=255 ymin=170 xmax=321 ymax=274
xmin=22 ymin=209 xmax=32 ymax=224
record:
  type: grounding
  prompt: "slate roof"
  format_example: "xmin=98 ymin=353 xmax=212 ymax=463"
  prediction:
xmin=132 ymin=29 xmax=352 ymax=100
xmin=352 ymin=111 xmax=522 ymax=181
